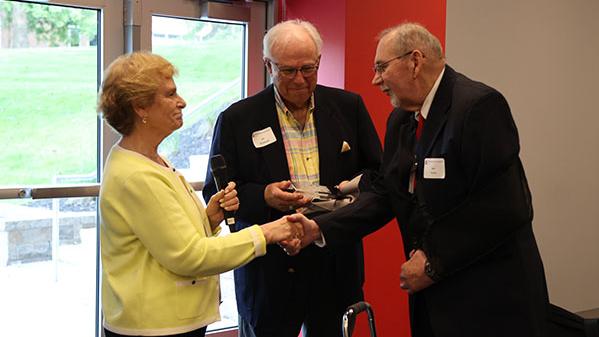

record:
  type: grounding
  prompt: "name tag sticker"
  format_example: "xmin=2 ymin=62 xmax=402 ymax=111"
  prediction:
xmin=252 ymin=127 xmax=277 ymax=148
xmin=423 ymin=158 xmax=445 ymax=179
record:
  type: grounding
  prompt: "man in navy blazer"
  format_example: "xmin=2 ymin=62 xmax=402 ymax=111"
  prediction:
xmin=289 ymin=23 xmax=550 ymax=337
xmin=203 ymin=20 xmax=382 ymax=337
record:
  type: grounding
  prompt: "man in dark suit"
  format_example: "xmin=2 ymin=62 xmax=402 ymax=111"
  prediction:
xmin=203 ymin=19 xmax=382 ymax=337
xmin=289 ymin=23 xmax=550 ymax=337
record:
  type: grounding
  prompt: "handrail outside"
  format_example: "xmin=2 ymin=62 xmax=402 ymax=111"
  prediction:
xmin=0 ymin=181 xmax=204 ymax=200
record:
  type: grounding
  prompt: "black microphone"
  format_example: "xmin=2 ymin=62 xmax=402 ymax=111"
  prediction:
xmin=210 ymin=154 xmax=236 ymax=231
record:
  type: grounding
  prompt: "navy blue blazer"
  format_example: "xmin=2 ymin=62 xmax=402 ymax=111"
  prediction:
xmin=203 ymin=84 xmax=382 ymax=329
xmin=315 ymin=66 xmax=549 ymax=337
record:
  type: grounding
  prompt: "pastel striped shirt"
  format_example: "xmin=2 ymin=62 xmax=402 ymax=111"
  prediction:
xmin=274 ymin=87 xmax=319 ymax=189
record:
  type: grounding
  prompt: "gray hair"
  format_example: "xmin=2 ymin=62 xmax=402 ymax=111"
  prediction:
xmin=263 ymin=19 xmax=323 ymax=59
xmin=379 ymin=23 xmax=444 ymax=60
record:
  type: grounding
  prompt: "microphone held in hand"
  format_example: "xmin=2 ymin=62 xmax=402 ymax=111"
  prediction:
xmin=210 ymin=154 xmax=236 ymax=231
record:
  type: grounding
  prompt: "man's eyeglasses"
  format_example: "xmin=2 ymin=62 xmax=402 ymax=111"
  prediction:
xmin=269 ymin=60 xmax=319 ymax=78
xmin=373 ymin=50 xmax=414 ymax=74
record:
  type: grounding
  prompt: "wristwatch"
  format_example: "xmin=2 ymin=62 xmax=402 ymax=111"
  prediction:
xmin=424 ymin=260 xmax=439 ymax=282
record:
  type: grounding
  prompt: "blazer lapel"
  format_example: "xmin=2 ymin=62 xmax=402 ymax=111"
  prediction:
xmin=313 ymin=92 xmax=342 ymax=186
xmin=256 ymin=86 xmax=291 ymax=182
xmin=418 ymin=66 xmax=454 ymax=159
xmin=386 ymin=114 xmax=417 ymax=199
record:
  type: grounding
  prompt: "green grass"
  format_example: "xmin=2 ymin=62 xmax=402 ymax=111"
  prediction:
xmin=0 ymin=39 xmax=243 ymax=186
xmin=0 ymin=47 xmax=98 ymax=186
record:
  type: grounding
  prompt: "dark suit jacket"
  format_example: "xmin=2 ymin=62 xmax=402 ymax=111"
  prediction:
xmin=203 ymin=84 xmax=382 ymax=329
xmin=316 ymin=66 xmax=549 ymax=337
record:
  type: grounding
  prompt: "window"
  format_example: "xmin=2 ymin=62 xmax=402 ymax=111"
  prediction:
xmin=153 ymin=16 xmax=244 ymax=183
xmin=0 ymin=0 xmax=99 ymax=186
xmin=0 ymin=0 xmax=122 ymax=336
xmin=0 ymin=1 xmax=102 ymax=336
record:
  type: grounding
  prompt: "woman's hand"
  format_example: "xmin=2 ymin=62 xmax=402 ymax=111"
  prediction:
xmin=260 ymin=216 xmax=304 ymax=244
xmin=206 ymin=181 xmax=239 ymax=229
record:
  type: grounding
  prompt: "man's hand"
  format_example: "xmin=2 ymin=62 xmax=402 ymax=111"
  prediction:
xmin=285 ymin=213 xmax=322 ymax=253
xmin=278 ymin=238 xmax=302 ymax=256
xmin=278 ymin=212 xmax=321 ymax=256
xmin=400 ymin=249 xmax=435 ymax=294
xmin=264 ymin=180 xmax=311 ymax=212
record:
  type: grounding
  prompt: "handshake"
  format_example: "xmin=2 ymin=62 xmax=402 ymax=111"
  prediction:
xmin=259 ymin=178 xmax=363 ymax=255
xmin=260 ymin=213 xmax=321 ymax=256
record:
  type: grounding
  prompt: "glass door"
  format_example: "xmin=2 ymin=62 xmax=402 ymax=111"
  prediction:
xmin=153 ymin=14 xmax=247 ymax=333
xmin=152 ymin=16 xmax=245 ymax=183
xmin=0 ymin=0 xmax=122 ymax=336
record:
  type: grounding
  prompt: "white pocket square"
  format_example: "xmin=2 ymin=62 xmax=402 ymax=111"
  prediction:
xmin=341 ymin=141 xmax=351 ymax=153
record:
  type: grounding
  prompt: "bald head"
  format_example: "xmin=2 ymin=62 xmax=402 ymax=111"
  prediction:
xmin=379 ymin=23 xmax=444 ymax=62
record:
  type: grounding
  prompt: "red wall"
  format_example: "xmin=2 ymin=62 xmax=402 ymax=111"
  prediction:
xmin=280 ymin=1 xmax=446 ymax=336
xmin=344 ymin=0 xmax=446 ymax=137
xmin=284 ymin=0 xmax=346 ymax=89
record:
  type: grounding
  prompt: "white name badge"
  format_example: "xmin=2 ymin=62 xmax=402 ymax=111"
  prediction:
xmin=423 ymin=158 xmax=445 ymax=179
xmin=252 ymin=127 xmax=277 ymax=148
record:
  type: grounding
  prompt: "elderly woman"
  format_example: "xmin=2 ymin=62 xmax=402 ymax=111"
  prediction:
xmin=98 ymin=51 xmax=300 ymax=337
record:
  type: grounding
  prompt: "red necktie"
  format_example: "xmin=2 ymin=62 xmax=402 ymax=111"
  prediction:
xmin=415 ymin=113 xmax=424 ymax=141
xmin=409 ymin=113 xmax=424 ymax=193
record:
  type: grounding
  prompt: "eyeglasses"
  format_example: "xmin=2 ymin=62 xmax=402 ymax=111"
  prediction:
xmin=268 ymin=60 xmax=319 ymax=78
xmin=373 ymin=50 xmax=414 ymax=74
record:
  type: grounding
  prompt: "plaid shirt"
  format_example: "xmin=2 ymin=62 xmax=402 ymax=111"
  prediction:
xmin=274 ymin=87 xmax=319 ymax=188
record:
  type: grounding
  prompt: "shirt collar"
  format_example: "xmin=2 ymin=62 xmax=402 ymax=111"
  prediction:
xmin=273 ymin=85 xmax=315 ymax=116
xmin=416 ymin=67 xmax=445 ymax=121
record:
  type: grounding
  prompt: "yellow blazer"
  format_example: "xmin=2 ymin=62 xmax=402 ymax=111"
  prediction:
xmin=100 ymin=145 xmax=266 ymax=335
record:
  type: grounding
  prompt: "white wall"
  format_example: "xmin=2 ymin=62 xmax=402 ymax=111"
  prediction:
xmin=446 ymin=0 xmax=599 ymax=312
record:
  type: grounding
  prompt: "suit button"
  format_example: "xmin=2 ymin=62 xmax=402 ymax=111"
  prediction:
xmin=287 ymin=268 xmax=295 ymax=273
xmin=192 ymin=280 xmax=196 ymax=285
